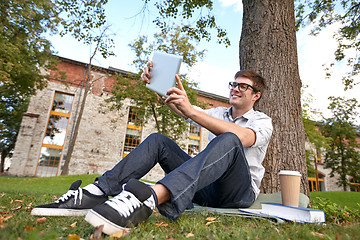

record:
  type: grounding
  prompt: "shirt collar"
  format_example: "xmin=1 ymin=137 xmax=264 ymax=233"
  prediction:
xmin=225 ymin=107 xmax=255 ymax=121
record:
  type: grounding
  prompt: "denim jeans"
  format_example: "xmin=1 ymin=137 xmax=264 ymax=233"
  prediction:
xmin=96 ymin=132 xmax=255 ymax=221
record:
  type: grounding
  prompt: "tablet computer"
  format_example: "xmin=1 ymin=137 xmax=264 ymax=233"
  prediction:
xmin=146 ymin=51 xmax=183 ymax=97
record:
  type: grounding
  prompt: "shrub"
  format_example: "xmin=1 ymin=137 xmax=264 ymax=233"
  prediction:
xmin=311 ymin=197 xmax=360 ymax=224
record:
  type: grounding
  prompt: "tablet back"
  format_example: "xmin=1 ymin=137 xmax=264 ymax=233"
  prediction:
xmin=146 ymin=52 xmax=183 ymax=97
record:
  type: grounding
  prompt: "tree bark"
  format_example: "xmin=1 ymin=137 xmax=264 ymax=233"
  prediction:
xmin=0 ymin=149 xmax=7 ymax=173
xmin=240 ymin=0 xmax=309 ymax=195
xmin=61 ymin=72 xmax=91 ymax=175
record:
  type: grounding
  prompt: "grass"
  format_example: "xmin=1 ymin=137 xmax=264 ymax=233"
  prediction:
xmin=1 ymin=174 xmax=100 ymax=195
xmin=1 ymin=175 xmax=359 ymax=239
xmin=310 ymin=191 xmax=360 ymax=209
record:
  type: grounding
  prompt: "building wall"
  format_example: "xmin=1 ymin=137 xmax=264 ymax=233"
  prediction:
xmin=306 ymin=141 xmax=349 ymax=192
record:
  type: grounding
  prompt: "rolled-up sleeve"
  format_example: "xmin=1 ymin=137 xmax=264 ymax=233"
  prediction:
xmin=246 ymin=115 xmax=273 ymax=148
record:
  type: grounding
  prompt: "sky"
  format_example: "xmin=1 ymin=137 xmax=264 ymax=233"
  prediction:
xmin=48 ymin=0 xmax=359 ymax=123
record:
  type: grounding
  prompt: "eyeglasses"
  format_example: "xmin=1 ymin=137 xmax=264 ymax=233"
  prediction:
xmin=228 ymin=82 xmax=258 ymax=92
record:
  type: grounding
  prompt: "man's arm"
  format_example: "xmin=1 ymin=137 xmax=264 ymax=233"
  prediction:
xmin=165 ymin=76 xmax=256 ymax=148
xmin=141 ymin=62 xmax=256 ymax=147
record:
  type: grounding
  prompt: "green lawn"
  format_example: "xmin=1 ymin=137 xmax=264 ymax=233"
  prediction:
xmin=1 ymin=174 xmax=101 ymax=195
xmin=310 ymin=191 xmax=360 ymax=209
xmin=0 ymin=175 xmax=359 ymax=240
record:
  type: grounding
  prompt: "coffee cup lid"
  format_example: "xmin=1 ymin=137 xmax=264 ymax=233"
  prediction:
xmin=279 ymin=170 xmax=301 ymax=176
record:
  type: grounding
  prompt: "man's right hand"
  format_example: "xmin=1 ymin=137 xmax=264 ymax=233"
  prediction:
xmin=141 ymin=61 xmax=153 ymax=84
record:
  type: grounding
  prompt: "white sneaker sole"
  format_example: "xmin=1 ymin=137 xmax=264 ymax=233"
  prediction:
xmin=85 ymin=209 xmax=131 ymax=236
xmin=31 ymin=207 xmax=89 ymax=216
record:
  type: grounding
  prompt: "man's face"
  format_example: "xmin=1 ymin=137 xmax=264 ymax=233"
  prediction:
xmin=229 ymin=77 xmax=260 ymax=109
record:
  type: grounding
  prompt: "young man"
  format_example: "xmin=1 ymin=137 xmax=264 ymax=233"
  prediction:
xmin=32 ymin=65 xmax=273 ymax=236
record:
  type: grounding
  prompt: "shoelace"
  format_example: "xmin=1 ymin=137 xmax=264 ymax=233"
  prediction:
xmin=55 ymin=188 xmax=83 ymax=205
xmin=106 ymin=190 xmax=141 ymax=218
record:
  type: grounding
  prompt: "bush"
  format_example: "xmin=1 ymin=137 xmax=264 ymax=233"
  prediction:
xmin=311 ymin=197 xmax=360 ymax=224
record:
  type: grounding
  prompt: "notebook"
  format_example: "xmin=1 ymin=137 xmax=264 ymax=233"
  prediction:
xmin=146 ymin=51 xmax=183 ymax=97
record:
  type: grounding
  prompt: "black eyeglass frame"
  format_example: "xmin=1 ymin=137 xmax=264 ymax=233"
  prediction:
xmin=228 ymin=82 xmax=258 ymax=92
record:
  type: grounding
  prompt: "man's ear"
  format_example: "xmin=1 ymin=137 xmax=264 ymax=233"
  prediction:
xmin=253 ymin=91 xmax=261 ymax=101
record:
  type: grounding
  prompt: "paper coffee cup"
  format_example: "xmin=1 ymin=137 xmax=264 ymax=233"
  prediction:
xmin=279 ymin=170 xmax=301 ymax=207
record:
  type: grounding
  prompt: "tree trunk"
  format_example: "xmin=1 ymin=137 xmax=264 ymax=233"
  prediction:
xmin=60 ymin=30 xmax=106 ymax=175
xmin=61 ymin=69 xmax=91 ymax=175
xmin=240 ymin=0 xmax=309 ymax=195
xmin=341 ymin=157 xmax=347 ymax=191
xmin=0 ymin=149 xmax=7 ymax=173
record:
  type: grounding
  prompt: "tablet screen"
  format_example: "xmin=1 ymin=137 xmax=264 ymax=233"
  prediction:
xmin=146 ymin=52 xmax=183 ymax=97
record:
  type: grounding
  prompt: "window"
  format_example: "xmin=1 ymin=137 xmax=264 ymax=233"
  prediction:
xmin=316 ymin=148 xmax=323 ymax=164
xmin=349 ymin=178 xmax=360 ymax=192
xmin=35 ymin=92 xmax=74 ymax=177
xmin=188 ymin=124 xmax=201 ymax=156
xmin=123 ymin=108 xmax=143 ymax=158
xmin=308 ymin=173 xmax=325 ymax=192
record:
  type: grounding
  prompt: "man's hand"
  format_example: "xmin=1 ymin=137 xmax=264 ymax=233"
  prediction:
xmin=164 ymin=75 xmax=194 ymax=119
xmin=141 ymin=61 xmax=153 ymax=84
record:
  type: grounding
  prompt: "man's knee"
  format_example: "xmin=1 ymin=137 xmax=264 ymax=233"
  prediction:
xmin=217 ymin=132 xmax=243 ymax=148
xmin=147 ymin=133 xmax=170 ymax=143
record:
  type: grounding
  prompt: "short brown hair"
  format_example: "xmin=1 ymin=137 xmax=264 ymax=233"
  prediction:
xmin=234 ymin=70 xmax=266 ymax=102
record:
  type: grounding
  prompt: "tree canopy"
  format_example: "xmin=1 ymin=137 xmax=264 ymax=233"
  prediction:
xmin=143 ymin=0 xmax=230 ymax=47
xmin=0 ymin=0 xmax=61 ymax=172
xmin=0 ymin=0 xmax=114 ymax=172
xmin=302 ymin=87 xmax=331 ymax=176
xmin=321 ymin=96 xmax=360 ymax=190
xmin=296 ymin=0 xmax=360 ymax=89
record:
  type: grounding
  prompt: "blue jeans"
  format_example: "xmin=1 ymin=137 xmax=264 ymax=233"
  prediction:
xmin=96 ymin=132 xmax=255 ymax=221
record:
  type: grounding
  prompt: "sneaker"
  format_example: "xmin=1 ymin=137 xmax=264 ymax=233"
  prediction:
xmin=85 ymin=179 xmax=157 ymax=236
xmin=31 ymin=180 xmax=108 ymax=216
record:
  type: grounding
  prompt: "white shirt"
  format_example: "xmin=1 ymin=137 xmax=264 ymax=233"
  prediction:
xmin=187 ymin=106 xmax=273 ymax=197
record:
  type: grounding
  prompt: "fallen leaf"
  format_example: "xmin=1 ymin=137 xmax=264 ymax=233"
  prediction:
xmin=24 ymin=203 xmax=33 ymax=210
xmin=205 ymin=216 xmax=220 ymax=226
xmin=15 ymin=199 xmax=24 ymax=203
xmin=0 ymin=214 xmax=14 ymax=228
xmin=11 ymin=206 xmax=22 ymax=211
xmin=0 ymin=206 xmax=6 ymax=209
xmin=205 ymin=221 xmax=220 ymax=226
xmin=205 ymin=217 xmax=217 ymax=222
xmin=36 ymin=217 xmax=47 ymax=224
xmin=155 ymin=221 xmax=168 ymax=227
xmin=1 ymin=213 xmax=14 ymax=222
xmin=311 ymin=232 xmax=326 ymax=238
xmin=186 ymin=232 xmax=194 ymax=238
xmin=68 ymin=234 xmax=81 ymax=240
xmin=69 ymin=221 xmax=77 ymax=228
xmin=24 ymin=225 xmax=35 ymax=231
xmin=110 ymin=230 xmax=127 ymax=239
xmin=53 ymin=195 xmax=58 ymax=201
xmin=93 ymin=225 xmax=104 ymax=240
xmin=0 ymin=193 xmax=6 ymax=198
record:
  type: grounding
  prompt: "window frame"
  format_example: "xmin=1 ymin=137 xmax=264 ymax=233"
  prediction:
xmin=35 ymin=91 xmax=74 ymax=177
